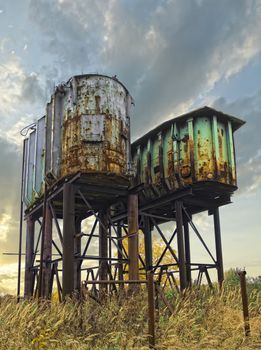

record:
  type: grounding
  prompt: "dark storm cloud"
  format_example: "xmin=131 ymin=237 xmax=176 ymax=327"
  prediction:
xmin=213 ymin=91 xmax=261 ymax=194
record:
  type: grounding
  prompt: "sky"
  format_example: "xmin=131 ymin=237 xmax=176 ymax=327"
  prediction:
xmin=0 ymin=0 xmax=260 ymax=294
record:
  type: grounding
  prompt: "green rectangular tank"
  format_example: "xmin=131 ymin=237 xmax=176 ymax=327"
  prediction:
xmin=131 ymin=106 xmax=245 ymax=200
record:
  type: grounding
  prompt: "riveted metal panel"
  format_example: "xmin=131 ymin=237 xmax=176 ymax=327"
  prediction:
xmin=81 ymin=115 xmax=105 ymax=142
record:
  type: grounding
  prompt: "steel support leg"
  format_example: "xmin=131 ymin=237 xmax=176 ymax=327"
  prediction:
xmin=117 ymin=222 xmax=124 ymax=289
xmin=175 ymin=201 xmax=187 ymax=291
xmin=24 ymin=216 xmax=35 ymax=298
xmin=143 ymin=216 xmax=153 ymax=271
xmin=99 ymin=210 xmax=108 ymax=293
xmin=147 ymin=271 xmax=155 ymax=348
xmin=184 ymin=220 xmax=192 ymax=286
xmin=62 ymin=183 xmax=75 ymax=299
xmin=213 ymin=208 xmax=224 ymax=287
xmin=75 ymin=219 xmax=81 ymax=294
xmin=42 ymin=204 xmax=52 ymax=298
xmin=127 ymin=194 xmax=139 ymax=286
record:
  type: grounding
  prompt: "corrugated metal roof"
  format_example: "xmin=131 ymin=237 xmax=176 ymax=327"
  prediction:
xmin=132 ymin=106 xmax=245 ymax=147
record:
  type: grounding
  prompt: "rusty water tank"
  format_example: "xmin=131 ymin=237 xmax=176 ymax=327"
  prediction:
xmin=22 ymin=74 xmax=133 ymax=207
xmin=45 ymin=74 xmax=134 ymax=181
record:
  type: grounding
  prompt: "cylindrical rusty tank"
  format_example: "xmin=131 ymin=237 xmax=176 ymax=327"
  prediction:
xmin=45 ymin=74 xmax=133 ymax=183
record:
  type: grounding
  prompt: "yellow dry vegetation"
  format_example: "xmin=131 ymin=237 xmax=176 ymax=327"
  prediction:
xmin=0 ymin=285 xmax=261 ymax=350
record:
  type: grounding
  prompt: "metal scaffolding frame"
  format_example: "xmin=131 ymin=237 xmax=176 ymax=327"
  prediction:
xmin=17 ymin=172 xmax=231 ymax=348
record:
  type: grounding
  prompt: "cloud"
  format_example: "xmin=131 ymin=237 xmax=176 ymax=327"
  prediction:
xmin=212 ymin=90 xmax=261 ymax=194
xmin=27 ymin=0 xmax=261 ymax=140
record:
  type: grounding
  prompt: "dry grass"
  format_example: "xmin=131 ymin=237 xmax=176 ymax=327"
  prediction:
xmin=0 ymin=286 xmax=260 ymax=350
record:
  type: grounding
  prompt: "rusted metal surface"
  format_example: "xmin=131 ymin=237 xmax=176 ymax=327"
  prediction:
xmin=24 ymin=216 xmax=35 ymax=298
xmin=213 ymin=208 xmax=224 ymax=287
xmin=238 ymin=270 xmax=251 ymax=336
xmin=99 ymin=210 xmax=109 ymax=293
xmin=127 ymin=194 xmax=139 ymax=287
xmin=147 ymin=272 xmax=155 ymax=348
xmin=62 ymin=183 xmax=75 ymax=299
xmin=22 ymin=74 xmax=133 ymax=209
xmin=42 ymin=204 xmax=52 ymax=298
xmin=132 ymin=107 xmax=245 ymax=202
xmin=59 ymin=75 xmax=133 ymax=179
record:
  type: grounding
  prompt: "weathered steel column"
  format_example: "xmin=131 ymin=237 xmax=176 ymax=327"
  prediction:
xmin=184 ymin=220 xmax=192 ymax=286
xmin=213 ymin=207 xmax=224 ymax=287
xmin=127 ymin=194 xmax=139 ymax=285
xmin=42 ymin=203 xmax=53 ymax=298
xmin=62 ymin=183 xmax=75 ymax=299
xmin=99 ymin=210 xmax=108 ymax=293
xmin=147 ymin=271 xmax=155 ymax=348
xmin=24 ymin=216 xmax=35 ymax=298
xmin=143 ymin=216 xmax=153 ymax=271
xmin=74 ymin=219 xmax=81 ymax=294
xmin=117 ymin=222 xmax=124 ymax=288
xmin=175 ymin=201 xmax=187 ymax=291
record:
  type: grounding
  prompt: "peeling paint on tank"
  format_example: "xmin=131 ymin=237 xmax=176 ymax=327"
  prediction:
xmin=131 ymin=107 xmax=244 ymax=202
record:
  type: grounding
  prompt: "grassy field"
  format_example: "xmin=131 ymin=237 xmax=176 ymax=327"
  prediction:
xmin=0 ymin=274 xmax=260 ymax=349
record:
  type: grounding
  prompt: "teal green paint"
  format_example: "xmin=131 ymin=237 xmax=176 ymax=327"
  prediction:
xmin=227 ymin=120 xmax=236 ymax=184
xmin=193 ymin=117 xmax=214 ymax=180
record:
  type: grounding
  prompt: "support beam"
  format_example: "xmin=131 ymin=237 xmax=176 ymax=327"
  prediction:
xmin=117 ymin=222 xmax=124 ymax=289
xmin=62 ymin=183 xmax=75 ymax=299
xmin=213 ymin=208 xmax=224 ymax=287
xmin=184 ymin=220 xmax=192 ymax=286
xmin=42 ymin=204 xmax=53 ymax=298
xmin=147 ymin=271 xmax=155 ymax=348
xmin=74 ymin=219 xmax=81 ymax=294
xmin=143 ymin=216 xmax=153 ymax=271
xmin=24 ymin=216 xmax=35 ymax=298
xmin=99 ymin=210 xmax=108 ymax=293
xmin=175 ymin=201 xmax=187 ymax=291
xmin=127 ymin=194 xmax=139 ymax=285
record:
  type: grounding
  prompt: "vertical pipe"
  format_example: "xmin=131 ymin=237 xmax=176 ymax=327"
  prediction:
xmin=42 ymin=203 xmax=53 ymax=298
xmin=184 ymin=220 xmax=192 ymax=286
xmin=117 ymin=222 xmax=124 ymax=290
xmin=62 ymin=183 xmax=75 ymax=299
xmin=213 ymin=207 xmax=224 ymax=287
xmin=74 ymin=219 xmax=81 ymax=294
xmin=238 ymin=271 xmax=250 ymax=336
xmin=99 ymin=210 xmax=108 ymax=293
xmin=127 ymin=194 xmax=139 ymax=286
xmin=24 ymin=216 xmax=35 ymax=298
xmin=17 ymin=140 xmax=26 ymax=302
xmin=147 ymin=271 xmax=155 ymax=348
xmin=38 ymin=182 xmax=47 ymax=298
xmin=175 ymin=201 xmax=187 ymax=291
xmin=143 ymin=216 xmax=153 ymax=271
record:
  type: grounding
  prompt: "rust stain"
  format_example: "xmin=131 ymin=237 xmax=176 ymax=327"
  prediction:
xmin=60 ymin=76 xmax=131 ymax=180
